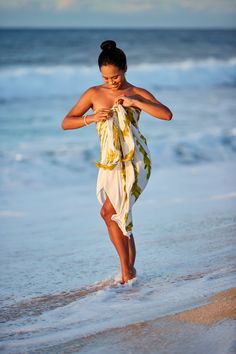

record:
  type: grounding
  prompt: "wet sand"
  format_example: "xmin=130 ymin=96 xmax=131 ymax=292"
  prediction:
xmin=33 ymin=287 xmax=236 ymax=354
xmin=166 ymin=287 xmax=236 ymax=325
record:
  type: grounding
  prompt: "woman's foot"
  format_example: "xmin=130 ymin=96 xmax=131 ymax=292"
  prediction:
xmin=121 ymin=265 xmax=136 ymax=284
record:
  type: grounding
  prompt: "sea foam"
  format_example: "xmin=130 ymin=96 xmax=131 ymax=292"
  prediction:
xmin=0 ymin=57 xmax=236 ymax=100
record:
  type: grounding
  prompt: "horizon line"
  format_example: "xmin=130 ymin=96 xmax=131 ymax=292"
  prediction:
xmin=0 ymin=26 xmax=236 ymax=30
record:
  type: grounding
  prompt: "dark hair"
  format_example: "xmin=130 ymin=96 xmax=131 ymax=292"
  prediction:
xmin=98 ymin=40 xmax=127 ymax=71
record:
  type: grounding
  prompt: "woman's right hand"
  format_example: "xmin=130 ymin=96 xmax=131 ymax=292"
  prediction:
xmin=91 ymin=108 xmax=114 ymax=123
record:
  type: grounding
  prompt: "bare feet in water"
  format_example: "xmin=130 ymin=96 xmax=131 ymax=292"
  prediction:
xmin=120 ymin=266 xmax=136 ymax=284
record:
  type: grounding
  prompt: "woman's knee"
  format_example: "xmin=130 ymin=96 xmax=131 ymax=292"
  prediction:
xmin=100 ymin=205 xmax=114 ymax=222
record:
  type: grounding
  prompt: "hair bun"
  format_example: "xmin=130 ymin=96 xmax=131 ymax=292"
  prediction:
xmin=100 ymin=40 xmax=116 ymax=51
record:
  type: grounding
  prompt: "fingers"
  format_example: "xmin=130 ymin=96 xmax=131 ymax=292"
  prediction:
xmin=96 ymin=108 xmax=112 ymax=113
xmin=94 ymin=108 xmax=114 ymax=122
xmin=94 ymin=106 xmax=120 ymax=123
xmin=101 ymin=111 xmax=112 ymax=118
xmin=117 ymin=99 xmax=124 ymax=104
xmin=114 ymin=95 xmax=125 ymax=105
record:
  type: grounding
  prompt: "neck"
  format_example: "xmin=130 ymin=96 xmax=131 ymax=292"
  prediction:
xmin=119 ymin=81 xmax=130 ymax=90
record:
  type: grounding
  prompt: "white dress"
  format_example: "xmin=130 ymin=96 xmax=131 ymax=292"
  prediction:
xmin=95 ymin=103 xmax=151 ymax=239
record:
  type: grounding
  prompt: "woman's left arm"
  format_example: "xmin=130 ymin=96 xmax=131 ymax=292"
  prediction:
xmin=115 ymin=88 xmax=173 ymax=121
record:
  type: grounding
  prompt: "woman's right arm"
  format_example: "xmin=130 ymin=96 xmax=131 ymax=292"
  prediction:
xmin=61 ymin=87 xmax=95 ymax=130
xmin=61 ymin=87 xmax=114 ymax=130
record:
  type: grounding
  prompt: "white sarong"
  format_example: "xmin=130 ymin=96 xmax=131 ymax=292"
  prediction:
xmin=95 ymin=104 xmax=151 ymax=239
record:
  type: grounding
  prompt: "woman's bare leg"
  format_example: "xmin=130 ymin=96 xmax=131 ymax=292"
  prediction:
xmin=128 ymin=234 xmax=136 ymax=267
xmin=100 ymin=196 xmax=135 ymax=283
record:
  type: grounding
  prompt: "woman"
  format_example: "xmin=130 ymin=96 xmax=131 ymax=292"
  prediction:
xmin=61 ymin=40 xmax=172 ymax=284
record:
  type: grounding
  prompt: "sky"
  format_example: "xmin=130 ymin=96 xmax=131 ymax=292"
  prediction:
xmin=0 ymin=0 xmax=236 ymax=28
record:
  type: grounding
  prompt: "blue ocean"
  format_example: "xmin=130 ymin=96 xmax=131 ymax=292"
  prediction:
xmin=1 ymin=29 xmax=236 ymax=353
xmin=1 ymin=29 xmax=236 ymax=187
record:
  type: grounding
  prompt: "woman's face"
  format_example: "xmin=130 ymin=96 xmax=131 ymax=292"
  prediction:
xmin=100 ymin=64 xmax=127 ymax=91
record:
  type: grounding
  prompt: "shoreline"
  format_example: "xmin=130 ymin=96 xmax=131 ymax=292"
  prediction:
xmin=81 ymin=286 xmax=236 ymax=337
xmin=31 ymin=287 xmax=235 ymax=354
xmin=1 ymin=160 xmax=236 ymax=353
xmin=165 ymin=286 xmax=236 ymax=325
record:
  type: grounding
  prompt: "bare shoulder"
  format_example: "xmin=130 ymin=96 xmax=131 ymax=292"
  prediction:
xmin=80 ymin=86 xmax=98 ymax=99
xmin=89 ymin=84 xmax=104 ymax=92
xmin=76 ymin=86 xmax=101 ymax=107
xmin=65 ymin=86 xmax=98 ymax=117
xmin=133 ymin=86 xmax=161 ymax=103
xmin=85 ymin=85 xmax=105 ymax=97
xmin=80 ymin=85 xmax=104 ymax=97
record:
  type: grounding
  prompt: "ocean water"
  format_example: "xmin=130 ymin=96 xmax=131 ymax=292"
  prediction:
xmin=1 ymin=29 xmax=236 ymax=190
xmin=0 ymin=29 xmax=236 ymax=353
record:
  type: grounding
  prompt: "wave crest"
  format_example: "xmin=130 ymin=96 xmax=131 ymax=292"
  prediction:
xmin=0 ymin=57 xmax=236 ymax=100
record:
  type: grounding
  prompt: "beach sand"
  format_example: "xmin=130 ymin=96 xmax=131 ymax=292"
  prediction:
xmin=81 ymin=288 xmax=236 ymax=354
xmin=166 ymin=287 xmax=236 ymax=325
xmin=32 ymin=287 xmax=235 ymax=354
xmin=78 ymin=287 xmax=236 ymax=354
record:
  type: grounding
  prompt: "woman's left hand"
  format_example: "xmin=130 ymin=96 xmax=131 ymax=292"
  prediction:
xmin=114 ymin=95 xmax=135 ymax=107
